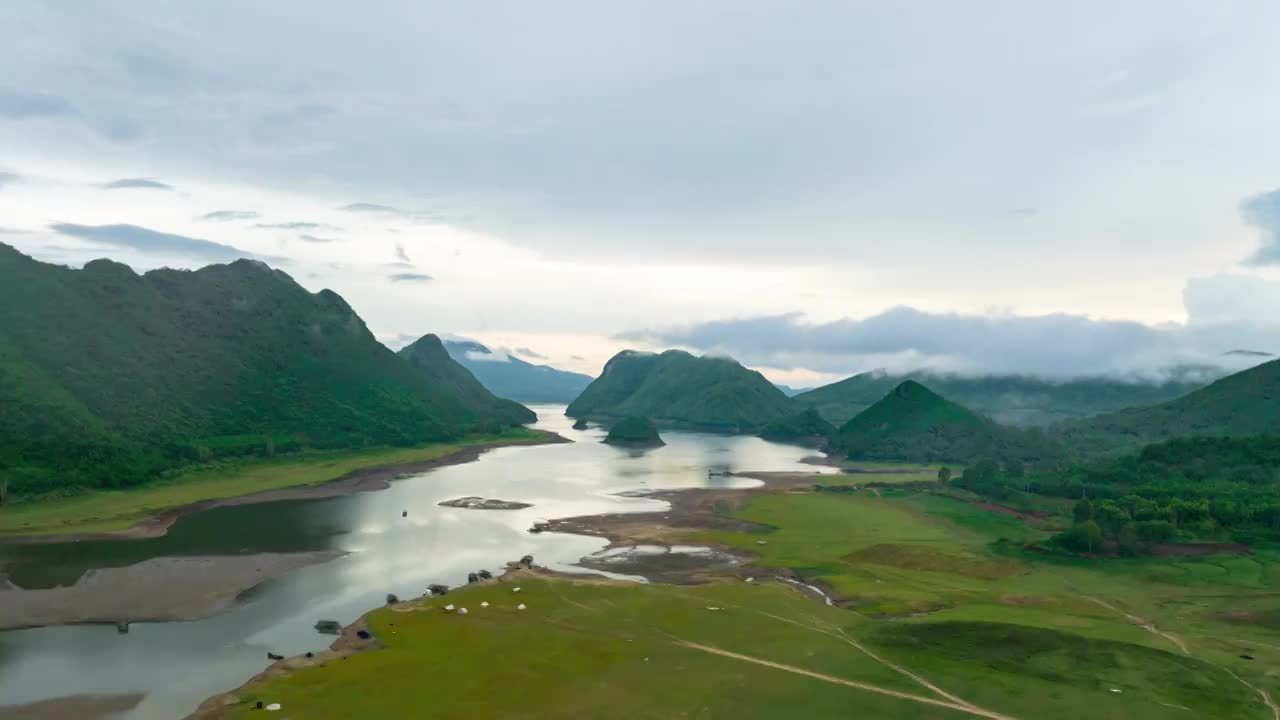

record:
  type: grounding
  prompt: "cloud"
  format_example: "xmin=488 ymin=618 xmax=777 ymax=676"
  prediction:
xmin=0 ymin=171 xmax=19 ymax=189
xmin=0 ymin=226 xmax=33 ymax=235
xmin=623 ymin=294 xmax=1280 ymax=379
xmin=464 ymin=349 xmax=509 ymax=363
xmin=514 ymin=347 xmax=546 ymax=360
xmin=299 ymin=234 xmax=338 ymax=243
xmin=254 ymin=221 xmax=340 ymax=231
xmin=197 ymin=210 xmax=259 ymax=222
xmin=389 ymin=272 xmax=432 ymax=283
xmin=102 ymin=177 xmax=173 ymax=191
xmin=49 ymin=223 xmax=255 ymax=263
xmin=1242 ymin=189 xmax=1280 ymax=265
xmin=340 ymin=202 xmax=403 ymax=215
xmin=394 ymin=242 xmax=410 ymax=263
xmin=0 ymin=88 xmax=77 ymax=118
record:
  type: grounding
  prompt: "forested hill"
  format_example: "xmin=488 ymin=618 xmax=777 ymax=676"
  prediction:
xmin=796 ymin=370 xmax=1206 ymax=427
xmin=0 ymin=244 xmax=532 ymax=497
xmin=565 ymin=350 xmax=796 ymax=431
xmin=1062 ymin=358 xmax=1280 ymax=455
xmin=835 ymin=381 xmax=1061 ymax=464
xmin=398 ymin=335 xmax=536 ymax=425
xmin=443 ymin=339 xmax=593 ymax=404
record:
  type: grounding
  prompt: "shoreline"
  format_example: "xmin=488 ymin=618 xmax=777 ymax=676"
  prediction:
xmin=185 ymin=470 xmax=836 ymax=718
xmin=0 ymin=430 xmax=569 ymax=545
xmin=0 ymin=551 xmax=346 ymax=631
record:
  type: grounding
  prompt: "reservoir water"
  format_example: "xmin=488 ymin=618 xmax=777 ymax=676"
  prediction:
xmin=0 ymin=406 xmax=832 ymax=718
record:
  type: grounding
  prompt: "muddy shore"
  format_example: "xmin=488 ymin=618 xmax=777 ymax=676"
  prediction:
xmin=0 ymin=693 xmax=146 ymax=720
xmin=1 ymin=431 xmax=568 ymax=546
xmin=0 ymin=551 xmax=345 ymax=630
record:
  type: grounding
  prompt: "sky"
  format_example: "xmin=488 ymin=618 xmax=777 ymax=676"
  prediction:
xmin=2 ymin=1 xmax=1280 ymax=386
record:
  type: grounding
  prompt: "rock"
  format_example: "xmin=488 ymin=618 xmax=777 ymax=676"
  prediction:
xmin=356 ymin=629 xmax=372 ymax=639
xmin=520 ymin=554 xmax=534 ymax=568
xmin=428 ymin=584 xmax=449 ymax=596
xmin=116 ymin=621 xmax=129 ymax=634
xmin=467 ymin=573 xmax=479 ymax=584
xmin=438 ymin=496 xmax=533 ymax=510
xmin=477 ymin=569 xmax=493 ymax=580
xmin=458 ymin=607 xmax=469 ymax=615
xmin=267 ymin=652 xmax=284 ymax=661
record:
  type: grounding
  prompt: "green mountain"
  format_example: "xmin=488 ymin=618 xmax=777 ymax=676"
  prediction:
xmin=443 ymin=339 xmax=593 ymax=404
xmin=0 ymin=244 xmax=532 ymax=497
xmin=565 ymin=350 xmax=796 ymax=432
xmin=398 ymin=335 xmax=536 ymax=425
xmin=1063 ymin=358 xmax=1280 ymax=455
xmin=836 ymin=381 xmax=1061 ymax=464
xmin=604 ymin=416 xmax=664 ymax=447
xmin=796 ymin=370 xmax=1207 ymax=427
xmin=759 ymin=408 xmax=836 ymax=446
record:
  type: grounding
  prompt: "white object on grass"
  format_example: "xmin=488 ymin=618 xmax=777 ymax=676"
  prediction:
xmin=517 ymin=603 xmax=527 ymax=610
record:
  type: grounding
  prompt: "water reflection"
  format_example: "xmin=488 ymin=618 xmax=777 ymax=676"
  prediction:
xmin=0 ymin=406 xmax=832 ymax=718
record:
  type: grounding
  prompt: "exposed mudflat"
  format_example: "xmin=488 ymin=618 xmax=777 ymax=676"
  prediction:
xmin=0 ymin=552 xmax=344 ymax=630
xmin=0 ymin=693 xmax=145 ymax=720
xmin=438 ymin=496 xmax=533 ymax=510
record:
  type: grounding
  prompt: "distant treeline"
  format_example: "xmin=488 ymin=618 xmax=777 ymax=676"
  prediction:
xmin=953 ymin=435 xmax=1280 ymax=551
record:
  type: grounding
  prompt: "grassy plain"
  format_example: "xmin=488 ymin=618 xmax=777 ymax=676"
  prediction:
xmin=217 ymin=470 xmax=1280 ymax=719
xmin=0 ymin=429 xmax=546 ymax=537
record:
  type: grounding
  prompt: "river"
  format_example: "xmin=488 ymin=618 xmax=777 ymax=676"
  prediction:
xmin=0 ymin=406 xmax=832 ymax=718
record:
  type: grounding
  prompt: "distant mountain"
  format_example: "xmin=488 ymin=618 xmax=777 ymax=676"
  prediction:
xmin=773 ymin=383 xmax=810 ymax=397
xmin=835 ymin=381 xmax=1061 ymax=464
xmin=443 ymin=340 xmax=593 ymax=404
xmin=795 ymin=370 xmax=1207 ymax=427
xmin=566 ymin=350 xmax=796 ymax=432
xmin=398 ymin=335 xmax=535 ymax=426
xmin=0 ymin=243 xmax=532 ymax=497
xmin=1063 ymin=358 xmax=1280 ymax=455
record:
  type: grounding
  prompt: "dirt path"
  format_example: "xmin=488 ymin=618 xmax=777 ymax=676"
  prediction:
xmin=1084 ymin=596 xmax=1189 ymax=655
xmin=675 ymin=639 xmax=1018 ymax=720
xmin=1084 ymin=595 xmax=1279 ymax=719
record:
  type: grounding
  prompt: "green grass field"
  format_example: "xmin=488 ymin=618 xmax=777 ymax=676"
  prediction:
xmin=0 ymin=429 xmax=545 ymax=537
xmin=223 ymin=477 xmax=1280 ymax=719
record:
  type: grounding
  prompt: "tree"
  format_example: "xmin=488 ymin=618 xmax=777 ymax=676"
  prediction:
xmin=0 ymin=478 xmax=7 ymax=506
xmin=1055 ymin=520 xmax=1104 ymax=554
xmin=937 ymin=466 xmax=953 ymax=484
xmin=1073 ymin=498 xmax=1094 ymax=525
xmin=1004 ymin=459 xmax=1025 ymax=480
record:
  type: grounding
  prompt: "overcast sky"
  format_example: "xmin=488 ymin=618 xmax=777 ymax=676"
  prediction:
xmin=3 ymin=1 xmax=1279 ymax=385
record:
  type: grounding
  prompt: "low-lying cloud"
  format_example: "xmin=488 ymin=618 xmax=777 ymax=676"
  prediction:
xmin=622 ymin=283 xmax=1280 ymax=380
xmin=299 ymin=234 xmax=338 ymax=243
xmin=50 ymin=223 xmax=254 ymax=263
xmin=102 ymin=177 xmax=173 ymax=191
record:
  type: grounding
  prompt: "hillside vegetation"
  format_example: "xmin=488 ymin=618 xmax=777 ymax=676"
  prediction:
xmin=796 ymin=370 xmax=1207 ymax=427
xmin=398 ymin=335 xmax=535 ymax=425
xmin=1062 ymin=359 xmax=1280 ymax=455
xmin=835 ymin=381 xmax=1061 ymax=464
xmin=444 ymin=339 xmax=593 ymax=404
xmin=603 ymin=416 xmax=664 ymax=446
xmin=566 ymin=350 xmax=796 ymax=431
xmin=758 ymin=408 xmax=836 ymax=445
xmin=0 ymin=244 xmax=532 ymax=498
